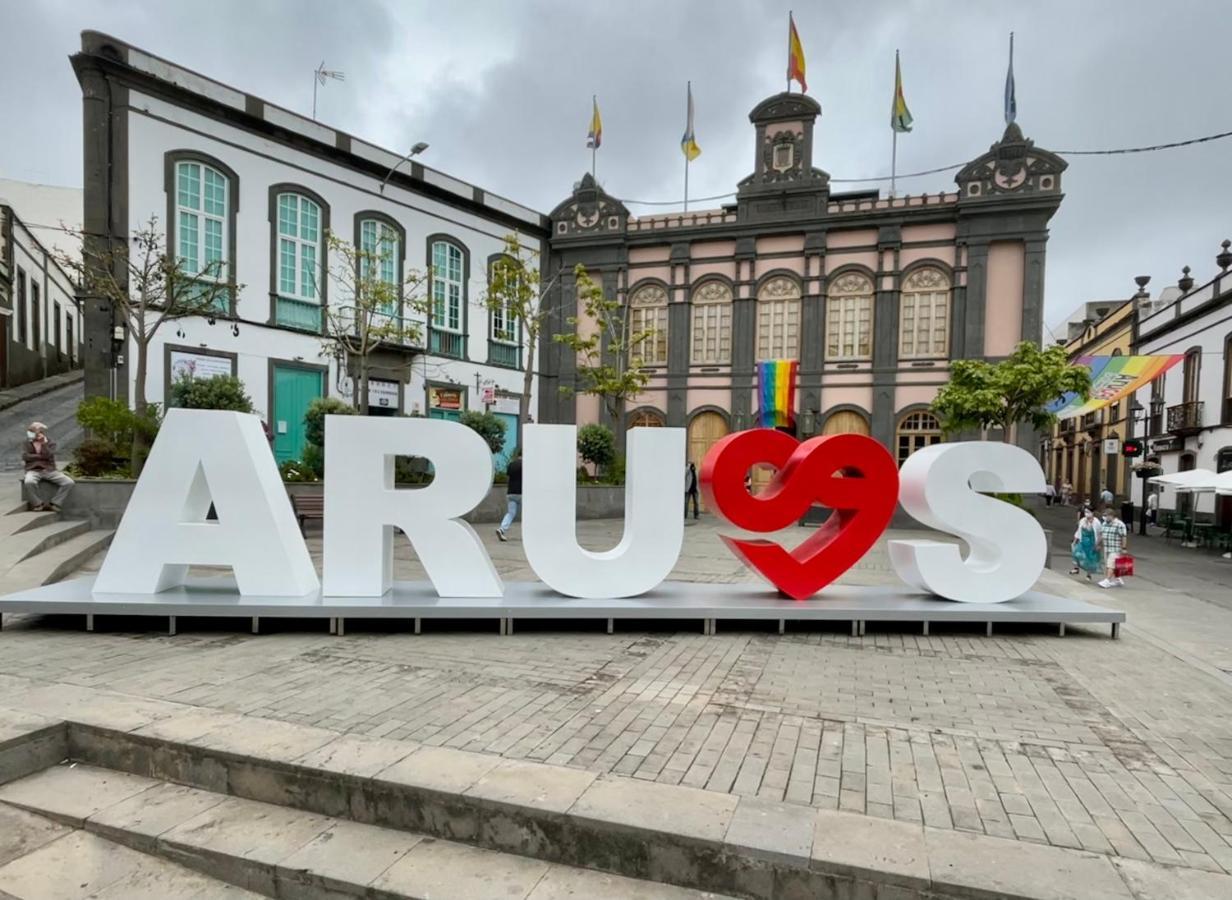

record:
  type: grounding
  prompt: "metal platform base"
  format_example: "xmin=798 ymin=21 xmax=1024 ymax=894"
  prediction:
xmin=0 ymin=577 xmax=1124 ymax=638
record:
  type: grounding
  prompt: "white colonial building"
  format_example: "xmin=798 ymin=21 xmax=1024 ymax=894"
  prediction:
xmin=1131 ymin=240 xmax=1232 ymax=526
xmin=0 ymin=198 xmax=81 ymax=390
xmin=71 ymin=31 xmax=545 ymax=466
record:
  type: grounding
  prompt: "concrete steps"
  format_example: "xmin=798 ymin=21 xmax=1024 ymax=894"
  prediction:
xmin=0 ymin=529 xmax=113 ymax=593
xmin=0 ymin=803 xmax=262 ymax=898
xmin=0 ymin=764 xmax=730 ymax=900
xmin=0 ymin=502 xmax=112 ymax=595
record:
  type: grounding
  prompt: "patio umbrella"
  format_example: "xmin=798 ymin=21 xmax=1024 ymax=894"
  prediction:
xmin=1209 ymin=470 xmax=1232 ymax=495
xmin=1148 ymin=468 xmax=1218 ymax=491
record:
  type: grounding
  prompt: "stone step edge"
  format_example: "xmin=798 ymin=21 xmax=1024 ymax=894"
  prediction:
xmin=0 ymin=766 xmax=734 ymax=900
xmin=1 ymin=529 xmax=114 ymax=589
xmin=61 ymin=720 xmax=1156 ymax=900
xmin=0 ymin=721 xmax=67 ymax=788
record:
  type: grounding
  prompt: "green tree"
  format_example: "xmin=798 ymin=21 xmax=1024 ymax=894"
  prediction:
xmin=58 ymin=217 xmax=240 ymax=473
xmin=302 ymin=396 xmax=354 ymax=477
xmin=577 ymin=423 xmax=616 ymax=474
xmin=322 ymin=232 xmax=428 ymax=412
xmin=931 ymin=341 xmax=1091 ymax=441
xmin=481 ymin=234 xmax=559 ymax=425
xmin=554 ymin=265 xmax=653 ymax=424
xmin=459 ymin=410 xmax=507 ymax=455
xmin=169 ymin=374 xmax=254 ymax=412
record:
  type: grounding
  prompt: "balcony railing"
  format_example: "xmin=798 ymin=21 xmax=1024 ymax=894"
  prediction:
xmin=1166 ymin=400 xmax=1204 ymax=434
xmin=429 ymin=329 xmax=464 ymax=358
xmin=488 ymin=340 xmax=521 ymax=369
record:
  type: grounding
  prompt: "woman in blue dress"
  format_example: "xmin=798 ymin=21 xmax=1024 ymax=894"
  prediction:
xmin=1070 ymin=508 xmax=1101 ymax=580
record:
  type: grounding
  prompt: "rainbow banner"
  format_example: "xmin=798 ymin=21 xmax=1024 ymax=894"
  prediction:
xmin=1047 ymin=354 xmax=1184 ymax=420
xmin=757 ymin=359 xmax=798 ymax=429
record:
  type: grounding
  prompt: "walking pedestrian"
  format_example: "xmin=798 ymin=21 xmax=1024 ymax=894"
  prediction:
xmin=1098 ymin=508 xmax=1129 ymax=589
xmin=1069 ymin=508 xmax=1101 ymax=582
xmin=495 ymin=450 xmax=522 ymax=542
xmin=1061 ymin=480 xmax=1073 ymax=506
xmin=1100 ymin=485 xmax=1114 ymax=509
xmin=1044 ymin=483 xmax=1056 ymax=507
xmin=1146 ymin=490 xmax=1159 ymax=527
xmin=685 ymin=461 xmax=699 ymax=520
xmin=22 ymin=421 xmax=74 ymax=512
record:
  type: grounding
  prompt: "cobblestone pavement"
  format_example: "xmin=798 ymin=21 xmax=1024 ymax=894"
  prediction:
xmin=4 ymin=515 xmax=1232 ymax=876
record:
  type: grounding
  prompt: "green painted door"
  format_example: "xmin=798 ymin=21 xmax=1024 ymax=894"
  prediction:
xmin=428 ymin=408 xmax=461 ymax=422
xmin=493 ymin=412 xmax=518 ymax=471
xmin=273 ymin=365 xmax=324 ymax=463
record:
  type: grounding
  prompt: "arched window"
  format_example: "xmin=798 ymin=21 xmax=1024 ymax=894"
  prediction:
xmin=822 ymin=409 xmax=870 ymax=436
xmin=756 ymin=276 xmax=801 ymax=361
xmin=826 ymin=272 xmax=874 ymax=360
xmin=896 ymin=410 xmax=942 ymax=464
xmin=629 ymin=408 xmax=665 ymax=429
xmin=691 ymin=280 xmax=732 ymax=364
xmin=1182 ymin=346 xmax=1201 ymax=405
xmin=629 ymin=283 xmax=668 ymax=367
xmin=899 ymin=267 xmax=950 ymax=359
xmin=175 ymin=160 xmax=229 ymax=282
xmin=274 ymin=189 xmax=326 ymax=331
xmin=430 ymin=239 xmax=465 ymax=357
xmin=487 ymin=254 xmax=521 ymax=368
xmin=358 ymin=217 xmax=400 ymax=313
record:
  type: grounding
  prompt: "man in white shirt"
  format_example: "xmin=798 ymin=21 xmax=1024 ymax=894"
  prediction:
xmin=1146 ymin=490 xmax=1159 ymax=526
xmin=1100 ymin=485 xmax=1114 ymax=508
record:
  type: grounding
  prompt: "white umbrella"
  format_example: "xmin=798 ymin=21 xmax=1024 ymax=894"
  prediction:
xmin=1210 ymin=470 xmax=1232 ymax=495
xmin=1148 ymin=468 xmax=1218 ymax=491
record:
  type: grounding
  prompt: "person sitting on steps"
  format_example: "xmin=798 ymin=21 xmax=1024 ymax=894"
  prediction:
xmin=22 ymin=421 xmax=74 ymax=512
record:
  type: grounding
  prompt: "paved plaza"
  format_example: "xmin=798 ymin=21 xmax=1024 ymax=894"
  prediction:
xmin=3 ymin=505 xmax=1232 ymax=883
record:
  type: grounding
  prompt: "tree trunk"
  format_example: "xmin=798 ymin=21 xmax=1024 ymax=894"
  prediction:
xmin=131 ymin=338 xmax=151 ymax=476
xmin=358 ymin=358 xmax=369 ymax=414
xmin=520 ymin=336 xmax=535 ymax=425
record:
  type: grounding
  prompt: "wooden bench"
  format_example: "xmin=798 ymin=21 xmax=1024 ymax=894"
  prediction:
xmin=289 ymin=494 xmax=324 ymax=535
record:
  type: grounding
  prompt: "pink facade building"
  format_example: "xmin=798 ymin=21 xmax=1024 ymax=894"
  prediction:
xmin=539 ymin=92 xmax=1066 ymax=470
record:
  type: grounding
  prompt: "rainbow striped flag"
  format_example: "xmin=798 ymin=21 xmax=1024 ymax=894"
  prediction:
xmin=757 ymin=359 xmax=798 ymax=428
xmin=1047 ymin=354 xmax=1184 ymax=420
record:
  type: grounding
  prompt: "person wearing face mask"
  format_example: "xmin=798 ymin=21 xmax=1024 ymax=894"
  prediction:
xmin=1098 ymin=508 xmax=1129 ymax=588
xmin=1069 ymin=507 xmax=1101 ymax=581
xmin=21 ymin=422 xmax=74 ymax=512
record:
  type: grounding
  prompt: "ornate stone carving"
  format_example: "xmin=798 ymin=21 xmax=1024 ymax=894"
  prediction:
xmin=758 ymin=275 xmax=802 ymax=300
xmin=630 ymin=284 xmax=668 ymax=307
xmin=955 ymin=123 xmax=1066 ymax=200
xmin=760 ymin=130 xmax=804 ymax=182
xmin=903 ymin=267 xmax=949 ymax=291
xmin=692 ymin=280 xmax=732 ymax=304
xmin=830 ymin=272 xmax=873 ymax=296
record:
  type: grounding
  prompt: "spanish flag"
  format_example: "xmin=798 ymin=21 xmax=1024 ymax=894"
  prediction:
xmin=586 ymin=96 xmax=602 ymax=150
xmin=787 ymin=13 xmax=807 ymax=93
xmin=891 ymin=50 xmax=913 ymax=132
xmin=681 ymin=82 xmax=701 ymax=161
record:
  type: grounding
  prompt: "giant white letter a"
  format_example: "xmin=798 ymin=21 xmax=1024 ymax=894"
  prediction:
xmin=93 ymin=410 xmax=318 ymax=596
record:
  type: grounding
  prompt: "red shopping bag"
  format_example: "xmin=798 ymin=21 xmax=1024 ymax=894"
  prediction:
xmin=1113 ymin=554 xmax=1134 ymax=578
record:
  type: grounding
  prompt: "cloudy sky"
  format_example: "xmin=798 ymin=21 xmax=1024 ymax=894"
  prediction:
xmin=2 ymin=0 xmax=1229 ymax=331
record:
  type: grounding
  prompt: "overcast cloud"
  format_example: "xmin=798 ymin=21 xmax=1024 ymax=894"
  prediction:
xmin=1 ymin=0 xmax=1229 ymax=330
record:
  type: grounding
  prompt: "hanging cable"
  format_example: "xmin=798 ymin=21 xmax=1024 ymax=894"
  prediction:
xmin=616 ymin=127 xmax=1232 ymax=205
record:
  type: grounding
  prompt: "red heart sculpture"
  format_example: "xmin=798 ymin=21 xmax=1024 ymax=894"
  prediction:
xmin=700 ymin=431 xmax=900 ymax=600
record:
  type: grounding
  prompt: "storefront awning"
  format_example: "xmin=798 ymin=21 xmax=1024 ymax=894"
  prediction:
xmin=1048 ymin=355 xmax=1184 ymax=420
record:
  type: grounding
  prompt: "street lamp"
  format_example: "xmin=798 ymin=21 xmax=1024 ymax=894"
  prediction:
xmin=379 ymin=142 xmax=430 ymax=194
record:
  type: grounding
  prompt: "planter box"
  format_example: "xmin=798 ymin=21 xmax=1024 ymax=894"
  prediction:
xmin=59 ymin=479 xmax=627 ymax=529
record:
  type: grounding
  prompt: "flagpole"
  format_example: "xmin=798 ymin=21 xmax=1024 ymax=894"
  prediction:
xmin=786 ymin=11 xmax=792 ymax=93
xmin=891 ymin=130 xmax=897 ymax=199
xmin=591 ymin=94 xmax=597 ymax=181
xmin=683 ymin=81 xmax=691 ymax=213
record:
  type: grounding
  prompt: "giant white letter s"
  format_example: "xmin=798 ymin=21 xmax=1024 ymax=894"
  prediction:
xmin=321 ymin=416 xmax=501 ymax=598
xmin=93 ymin=410 xmax=318 ymax=596
xmin=888 ymin=442 xmax=1047 ymax=603
xmin=522 ymin=424 xmax=685 ymax=598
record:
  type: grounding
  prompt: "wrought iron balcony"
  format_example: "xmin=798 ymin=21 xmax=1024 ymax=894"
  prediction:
xmin=1166 ymin=400 xmax=1203 ymax=434
xmin=487 ymin=340 xmax=521 ymax=369
xmin=429 ymin=329 xmax=465 ymax=358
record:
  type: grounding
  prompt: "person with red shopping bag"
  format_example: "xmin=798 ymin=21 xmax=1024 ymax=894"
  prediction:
xmin=1098 ymin=508 xmax=1130 ymax=588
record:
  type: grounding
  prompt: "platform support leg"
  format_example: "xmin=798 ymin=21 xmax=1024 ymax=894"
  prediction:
xmin=337 ymin=618 xmax=345 ymax=637
xmin=0 ymin=613 xmax=4 ymax=631
xmin=251 ymin=617 xmax=260 ymax=635
xmin=499 ymin=618 xmax=506 ymax=636
xmin=86 ymin=614 xmax=94 ymax=633
xmin=1058 ymin=623 xmax=1066 ymax=637
xmin=851 ymin=620 xmax=858 ymax=637
xmin=1111 ymin=622 xmax=1120 ymax=640
xmin=328 ymin=618 xmax=336 ymax=635
xmin=922 ymin=621 xmax=929 ymax=636
xmin=414 ymin=618 xmax=421 ymax=635
xmin=168 ymin=616 xmax=177 ymax=636
xmin=606 ymin=617 xmax=614 ymax=635
xmin=859 ymin=620 xmax=866 ymax=637
xmin=986 ymin=622 xmax=993 ymax=637
xmin=778 ymin=619 xmax=785 ymax=635
xmin=507 ymin=618 xmax=514 ymax=635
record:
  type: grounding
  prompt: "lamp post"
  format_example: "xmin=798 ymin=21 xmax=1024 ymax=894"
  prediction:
xmin=379 ymin=142 xmax=430 ymax=194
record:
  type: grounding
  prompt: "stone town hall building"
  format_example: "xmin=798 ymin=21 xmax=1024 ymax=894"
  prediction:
xmin=539 ymin=92 xmax=1067 ymax=470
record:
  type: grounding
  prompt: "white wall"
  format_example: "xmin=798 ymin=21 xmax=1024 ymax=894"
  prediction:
xmin=123 ymin=89 xmax=539 ymax=423
xmin=1132 ymin=295 xmax=1232 ymax=515
xmin=7 ymin=211 xmax=80 ymax=366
